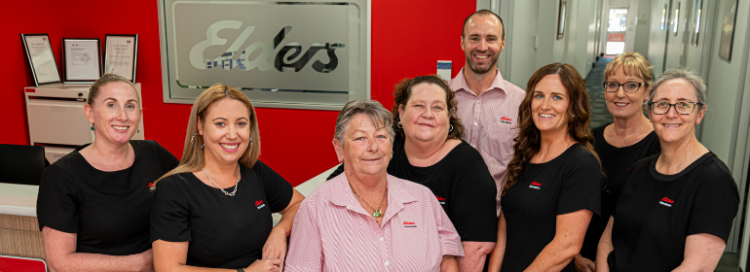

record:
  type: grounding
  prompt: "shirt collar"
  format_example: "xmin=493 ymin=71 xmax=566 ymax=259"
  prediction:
xmin=451 ymin=67 xmax=510 ymax=96
xmin=329 ymin=173 xmax=418 ymax=209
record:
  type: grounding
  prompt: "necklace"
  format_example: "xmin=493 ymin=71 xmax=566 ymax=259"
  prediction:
xmin=350 ymin=183 xmax=387 ymax=218
xmin=202 ymin=165 xmax=240 ymax=196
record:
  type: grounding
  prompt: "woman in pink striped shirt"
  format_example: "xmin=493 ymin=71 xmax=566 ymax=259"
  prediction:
xmin=285 ymin=100 xmax=465 ymax=272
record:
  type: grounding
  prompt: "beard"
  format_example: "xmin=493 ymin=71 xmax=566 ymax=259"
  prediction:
xmin=465 ymin=51 xmax=499 ymax=74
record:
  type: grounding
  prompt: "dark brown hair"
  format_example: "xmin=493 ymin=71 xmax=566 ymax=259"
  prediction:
xmin=462 ymin=9 xmax=505 ymax=40
xmin=391 ymin=75 xmax=464 ymax=140
xmin=88 ymin=73 xmax=138 ymax=106
xmin=502 ymin=63 xmax=600 ymax=195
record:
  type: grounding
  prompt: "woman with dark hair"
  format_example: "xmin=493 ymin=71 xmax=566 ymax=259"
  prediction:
xmin=596 ymin=69 xmax=739 ymax=271
xmin=488 ymin=63 xmax=602 ymax=271
xmin=327 ymin=76 xmax=498 ymax=271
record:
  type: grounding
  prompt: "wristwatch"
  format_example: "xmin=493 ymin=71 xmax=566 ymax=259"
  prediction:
xmin=236 ymin=269 xmax=245 ymax=272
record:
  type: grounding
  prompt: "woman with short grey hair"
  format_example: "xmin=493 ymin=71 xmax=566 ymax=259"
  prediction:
xmin=285 ymin=100 xmax=464 ymax=272
xmin=596 ymin=69 xmax=739 ymax=272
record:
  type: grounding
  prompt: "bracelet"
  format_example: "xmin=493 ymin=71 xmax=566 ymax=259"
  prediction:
xmin=237 ymin=269 xmax=245 ymax=272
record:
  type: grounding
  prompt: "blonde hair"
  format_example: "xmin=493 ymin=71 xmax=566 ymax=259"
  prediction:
xmin=152 ymin=84 xmax=261 ymax=189
xmin=89 ymin=73 xmax=138 ymax=106
xmin=603 ymin=52 xmax=654 ymax=87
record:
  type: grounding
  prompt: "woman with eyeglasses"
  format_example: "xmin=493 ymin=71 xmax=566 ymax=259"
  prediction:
xmin=595 ymin=69 xmax=739 ymax=271
xmin=574 ymin=52 xmax=661 ymax=272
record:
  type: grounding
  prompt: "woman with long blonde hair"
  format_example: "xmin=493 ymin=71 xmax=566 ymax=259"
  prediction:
xmin=150 ymin=85 xmax=304 ymax=272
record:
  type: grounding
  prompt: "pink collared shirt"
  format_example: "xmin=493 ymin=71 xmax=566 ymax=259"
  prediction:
xmin=449 ymin=68 xmax=525 ymax=215
xmin=285 ymin=173 xmax=464 ymax=272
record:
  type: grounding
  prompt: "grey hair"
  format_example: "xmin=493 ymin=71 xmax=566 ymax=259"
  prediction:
xmin=649 ymin=68 xmax=707 ymax=107
xmin=334 ymin=100 xmax=395 ymax=147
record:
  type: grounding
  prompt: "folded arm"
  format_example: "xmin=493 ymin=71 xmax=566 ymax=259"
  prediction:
xmin=43 ymin=227 xmax=154 ymax=272
xmin=525 ymin=209 xmax=592 ymax=272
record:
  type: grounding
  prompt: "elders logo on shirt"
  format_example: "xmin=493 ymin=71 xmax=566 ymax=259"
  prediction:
xmin=403 ymin=221 xmax=417 ymax=228
xmin=436 ymin=196 xmax=446 ymax=205
xmin=659 ymin=197 xmax=674 ymax=207
xmin=501 ymin=116 xmax=512 ymax=124
xmin=255 ymin=200 xmax=266 ymax=209
xmin=529 ymin=181 xmax=542 ymax=190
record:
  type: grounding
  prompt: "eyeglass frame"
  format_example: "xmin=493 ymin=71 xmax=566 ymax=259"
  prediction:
xmin=646 ymin=101 xmax=705 ymax=115
xmin=602 ymin=81 xmax=644 ymax=93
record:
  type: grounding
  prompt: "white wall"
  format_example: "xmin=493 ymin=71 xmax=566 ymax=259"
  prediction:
xmin=632 ymin=0 xmax=652 ymax=55
xmin=648 ymin=0 xmax=670 ymax=78
xmin=507 ymin=0 xmax=541 ymax=87
xmin=564 ymin=0 xmax=599 ymax=77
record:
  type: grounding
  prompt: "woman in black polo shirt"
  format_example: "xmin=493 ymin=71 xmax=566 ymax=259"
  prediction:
xmin=596 ymin=69 xmax=739 ymax=271
xmin=488 ymin=63 xmax=601 ymax=271
xmin=575 ymin=52 xmax=661 ymax=271
xmin=37 ymin=74 xmax=179 ymax=271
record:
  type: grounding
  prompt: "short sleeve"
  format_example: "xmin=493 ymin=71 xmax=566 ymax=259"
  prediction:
xmin=557 ymin=150 xmax=602 ymax=216
xmin=430 ymin=189 xmax=464 ymax=257
xmin=253 ymin=161 xmax=293 ymax=213
xmin=150 ymin=176 xmax=192 ymax=243
xmin=284 ymin=199 xmax=323 ymax=271
xmin=449 ymin=159 xmax=498 ymax=242
xmin=152 ymin=141 xmax=179 ymax=171
xmin=37 ymin=163 xmax=79 ymax=232
xmin=686 ymin=171 xmax=739 ymax=241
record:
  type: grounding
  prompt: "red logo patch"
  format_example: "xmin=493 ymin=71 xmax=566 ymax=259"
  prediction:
xmin=661 ymin=197 xmax=674 ymax=204
xmin=436 ymin=196 xmax=446 ymax=205
xmin=529 ymin=181 xmax=542 ymax=190
xmin=501 ymin=116 xmax=512 ymax=124
xmin=403 ymin=221 xmax=417 ymax=228
xmin=148 ymin=182 xmax=154 ymax=187
xmin=255 ymin=200 xmax=264 ymax=206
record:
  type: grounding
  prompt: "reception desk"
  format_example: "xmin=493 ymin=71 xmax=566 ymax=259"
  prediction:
xmin=0 ymin=164 xmax=335 ymax=261
xmin=0 ymin=182 xmax=44 ymax=259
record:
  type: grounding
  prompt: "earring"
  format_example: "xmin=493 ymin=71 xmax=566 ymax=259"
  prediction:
xmin=191 ymin=133 xmax=198 ymax=144
xmin=449 ymin=124 xmax=454 ymax=132
xmin=397 ymin=121 xmax=403 ymax=128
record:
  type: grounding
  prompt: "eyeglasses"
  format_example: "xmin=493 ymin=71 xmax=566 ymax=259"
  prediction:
xmin=647 ymin=101 xmax=704 ymax=115
xmin=603 ymin=81 xmax=643 ymax=93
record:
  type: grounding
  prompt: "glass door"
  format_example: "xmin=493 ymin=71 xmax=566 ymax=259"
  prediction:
xmin=605 ymin=8 xmax=628 ymax=55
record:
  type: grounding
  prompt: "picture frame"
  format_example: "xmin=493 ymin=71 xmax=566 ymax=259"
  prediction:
xmin=690 ymin=0 xmax=702 ymax=46
xmin=62 ymin=38 xmax=102 ymax=82
xmin=20 ymin=33 xmax=61 ymax=86
xmin=719 ymin=0 xmax=738 ymax=61
xmin=557 ymin=0 xmax=567 ymax=40
xmin=104 ymin=34 xmax=138 ymax=82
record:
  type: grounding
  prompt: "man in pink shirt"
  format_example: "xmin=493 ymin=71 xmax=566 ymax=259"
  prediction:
xmin=449 ymin=9 xmax=525 ymax=216
xmin=285 ymin=100 xmax=464 ymax=272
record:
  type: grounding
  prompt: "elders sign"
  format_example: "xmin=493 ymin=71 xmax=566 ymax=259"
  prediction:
xmin=158 ymin=1 xmax=369 ymax=110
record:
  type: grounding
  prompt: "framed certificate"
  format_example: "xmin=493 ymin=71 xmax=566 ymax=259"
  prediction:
xmin=105 ymin=34 xmax=138 ymax=82
xmin=62 ymin=38 xmax=102 ymax=82
xmin=21 ymin=33 xmax=61 ymax=86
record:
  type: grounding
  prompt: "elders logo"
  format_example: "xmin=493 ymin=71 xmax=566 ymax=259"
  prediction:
xmin=403 ymin=221 xmax=417 ymax=228
xmin=529 ymin=181 xmax=542 ymax=190
xmin=255 ymin=200 xmax=266 ymax=209
xmin=436 ymin=196 xmax=446 ymax=205
xmin=148 ymin=182 xmax=154 ymax=188
xmin=501 ymin=116 xmax=512 ymax=124
xmin=190 ymin=21 xmax=344 ymax=73
xmin=659 ymin=197 xmax=674 ymax=207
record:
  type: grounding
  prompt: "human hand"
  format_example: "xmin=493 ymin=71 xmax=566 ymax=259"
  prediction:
xmin=246 ymin=259 xmax=281 ymax=272
xmin=574 ymin=254 xmax=595 ymax=272
xmin=262 ymin=228 xmax=288 ymax=271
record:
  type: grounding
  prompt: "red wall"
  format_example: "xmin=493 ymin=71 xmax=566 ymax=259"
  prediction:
xmin=1 ymin=0 xmax=475 ymax=186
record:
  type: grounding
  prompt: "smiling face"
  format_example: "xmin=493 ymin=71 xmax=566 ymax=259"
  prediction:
xmin=531 ymin=74 xmax=570 ymax=135
xmin=461 ymin=14 xmax=504 ymax=75
xmin=648 ymin=78 xmax=705 ymax=144
xmin=398 ymin=83 xmax=450 ymax=144
xmin=84 ymin=82 xmax=141 ymax=146
xmin=198 ymin=98 xmax=252 ymax=166
xmin=334 ymin=113 xmax=392 ymax=178
xmin=605 ymin=65 xmax=650 ymax=119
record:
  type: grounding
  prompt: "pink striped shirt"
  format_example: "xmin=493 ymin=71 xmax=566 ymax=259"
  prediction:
xmin=449 ymin=68 xmax=526 ymax=215
xmin=285 ymin=173 xmax=464 ymax=272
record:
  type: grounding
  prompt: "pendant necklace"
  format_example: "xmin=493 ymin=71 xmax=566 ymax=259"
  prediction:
xmin=202 ymin=164 xmax=240 ymax=196
xmin=350 ymin=183 xmax=387 ymax=218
